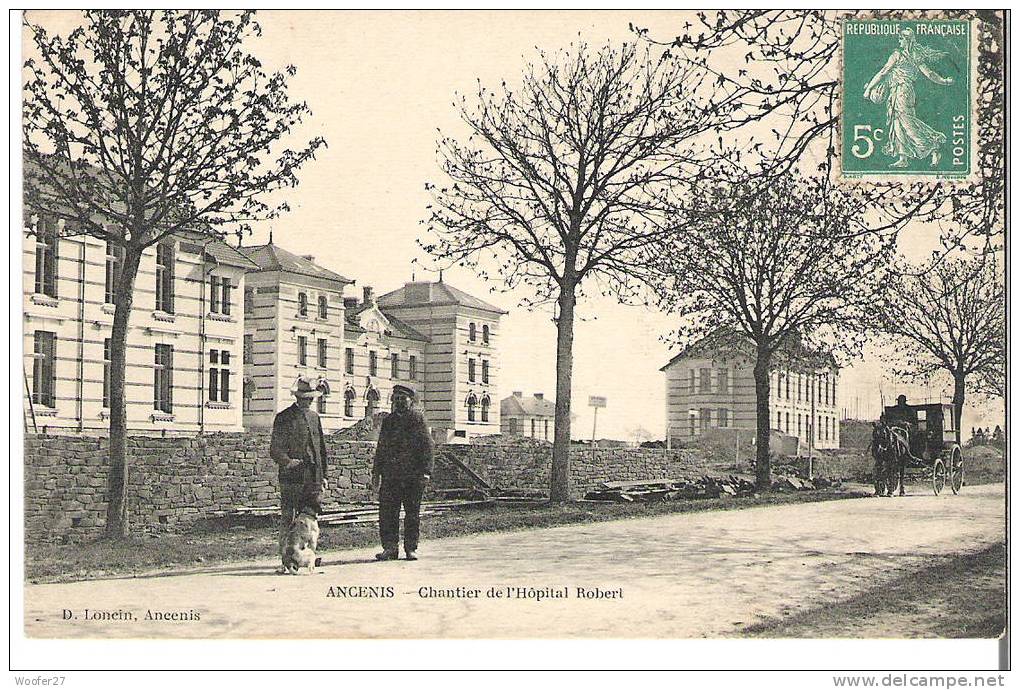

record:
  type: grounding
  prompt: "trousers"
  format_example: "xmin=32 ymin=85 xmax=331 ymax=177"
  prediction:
xmin=378 ymin=475 xmax=424 ymax=553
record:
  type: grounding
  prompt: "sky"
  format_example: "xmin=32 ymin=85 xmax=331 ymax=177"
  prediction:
xmin=24 ymin=10 xmax=1005 ymax=440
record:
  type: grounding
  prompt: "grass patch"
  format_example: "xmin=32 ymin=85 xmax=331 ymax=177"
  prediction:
xmin=741 ymin=541 xmax=1006 ymax=638
xmin=25 ymin=488 xmax=867 ymax=583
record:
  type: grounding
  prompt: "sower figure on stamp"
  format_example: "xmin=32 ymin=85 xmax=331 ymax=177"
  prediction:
xmin=270 ymin=376 xmax=328 ymax=573
xmin=372 ymin=384 xmax=434 ymax=561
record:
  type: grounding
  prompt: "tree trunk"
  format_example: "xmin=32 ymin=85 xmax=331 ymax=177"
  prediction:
xmin=104 ymin=247 xmax=142 ymax=539
xmin=753 ymin=346 xmax=773 ymax=491
xmin=549 ymin=283 xmax=576 ymax=502
xmin=952 ymin=369 xmax=966 ymax=446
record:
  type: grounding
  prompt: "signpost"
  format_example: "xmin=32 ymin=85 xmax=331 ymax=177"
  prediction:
xmin=588 ymin=396 xmax=606 ymax=457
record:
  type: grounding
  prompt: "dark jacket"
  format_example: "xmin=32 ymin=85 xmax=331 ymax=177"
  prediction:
xmin=270 ymin=403 xmax=328 ymax=486
xmin=372 ymin=408 xmax=434 ymax=479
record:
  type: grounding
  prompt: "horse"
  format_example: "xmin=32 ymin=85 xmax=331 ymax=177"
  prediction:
xmin=870 ymin=419 xmax=911 ymax=497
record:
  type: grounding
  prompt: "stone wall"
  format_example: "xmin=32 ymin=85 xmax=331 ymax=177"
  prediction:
xmin=25 ymin=432 xmax=703 ymax=542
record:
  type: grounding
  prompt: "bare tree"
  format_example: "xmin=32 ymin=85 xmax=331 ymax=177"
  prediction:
xmin=653 ymin=174 xmax=898 ymax=489
xmin=873 ymin=255 xmax=1005 ymax=439
xmin=421 ymin=42 xmax=719 ymax=501
xmin=23 ymin=10 xmax=324 ymax=537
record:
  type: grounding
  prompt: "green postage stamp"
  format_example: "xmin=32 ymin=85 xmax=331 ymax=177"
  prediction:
xmin=841 ymin=19 xmax=974 ymax=180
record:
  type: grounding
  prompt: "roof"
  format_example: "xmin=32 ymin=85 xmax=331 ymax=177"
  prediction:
xmin=501 ymin=394 xmax=555 ymax=417
xmin=239 ymin=243 xmax=352 ymax=286
xmin=175 ymin=230 xmax=259 ymax=270
xmin=659 ymin=328 xmax=838 ymax=372
xmin=377 ymin=281 xmax=507 ymax=315
xmin=345 ymin=303 xmax=429 ymax=342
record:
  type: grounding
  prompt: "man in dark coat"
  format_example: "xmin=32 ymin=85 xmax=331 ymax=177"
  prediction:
xmin=270 ymin=376 xmax=328 ymax=571
xmin=372 ymin=384 xmax=434 ymax=561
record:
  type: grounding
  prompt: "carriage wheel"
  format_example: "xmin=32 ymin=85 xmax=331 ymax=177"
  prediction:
xmin=950 ymin=448 xmax=964 ymax=495
xmin=932 ymin=459 xmax=946 ymax=496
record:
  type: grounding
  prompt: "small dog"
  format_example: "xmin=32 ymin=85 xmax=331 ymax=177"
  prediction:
xmin=281 ymin=507 xmax=319 ymax=574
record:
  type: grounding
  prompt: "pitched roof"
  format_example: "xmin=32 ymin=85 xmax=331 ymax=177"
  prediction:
xmin=175 ymin=230 xmax=259 ymax=270
xmin=501 ymin=394 xmax=555 ymax=417
xmin=659 ymin=328 xmax=838 ymax=372
xmin=377 ymin=281 xmax=507 ymax=315
xmin=239 ymin=243 xmax=351 ymax=286
xmin=345 ymin=303 xmax=429 ymax=342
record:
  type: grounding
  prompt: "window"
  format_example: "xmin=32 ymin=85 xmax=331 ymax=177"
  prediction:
xmin=509 ymin=418 xmax=518 ymax=434
xmin=344 ymin=388 xmax=355 ymax=417
xmin=468 ymin=358 xmax=476 ymax=383
xmin=102 ymin=338 xmax=111 ymax=408
xmin=408 ymin=355 xmax=417 ymax=379
xmin=467 ymin=394 xmax=478 ymax=422
xmin=544 ymin=419 xmax=549 ymax=440
xmin=242 ymin=379 xmax=255 ymax=412
xmin=698 ymin=368 xmax=711 ymax=393
xmin=32 ymin=331 xmax=56 ymax=407
xmin=482 ymin=359 xmax=489 ymax=384
xmin=153 ymin=344 xmax=174 ymax=413
xmin=469 ymin=322 xmax=476 ymax=342
xmin=689 ymin=410 xmax=698 ymax=437
xmin=243 ymin=334 xmax=254 ymax=365
xmin=530 ymin=419 xmax=535 ymax=436
xmin=244 ymin=287 xmax=255 ymax=315
xmin=482 ymin=325 xmax=490 ymax=344
xmin=316 ymin=395 xmax=326 ymax=414
xmin=776 ymin=372 xmax=784 ymax=400
xmin=104 ymin=241 xmax=124 ymax=304
xmin=797 ymin=374 xmax=802 ymax=402
xmin=221 ymin=279 xmax=231 ymax=315
xmin=297 ymin=292 xmax=308 ymax=317
xmin=318 ymin=339 xmax=328 ymax=369
xmin=776 ymin=411 xmax=782 ymax=431
xmin=369 ymin=351 xmax=377 ymax=376
xmin=699 ymin=408 xmax=712 ymax=431
xmin=785 ymin=412 xmax=790 ymax=434
xmin=717 ymin=408 xmax=729 ymax=428
xmin=390 ymin=353 xmax=399 ymax=379
xmin=689 ymin=369 xmax=696 ymax=393
xmin=366 ymin=388 xmax=380 ymax=417
xmin=480 ymin=396 xmax=490 ymax=422
xmin=208 ymin=349 xmax=231 ymax=403
xmin=318 ymin=295 xmax=328 ymax=320
xmin=797 ymin=414 xmax=802 ymax=438
xmin=209 ymin=276 xmax=221 ymax=313
xmin=716 ymin=369 xmax=729 ymax=394
xmin=34 ymin=217 xmax=58 ymax=297
xmin=785 ymin=371 xmax=790 ymax=399
xmin=297 ymin=336 xmax=307 ymax=366
xmin=155 ymin=242 xmax=175 ymax=313
xmin=345 ymin=348 xmax=354 ymax=375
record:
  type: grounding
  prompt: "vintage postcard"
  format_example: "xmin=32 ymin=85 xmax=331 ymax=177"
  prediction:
xmin=13 ymin=8 xmax=1007 ymax=669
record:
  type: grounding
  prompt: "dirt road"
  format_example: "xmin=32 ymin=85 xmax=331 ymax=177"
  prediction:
xmin=23 ymin=483 xmax=1005 ymax=638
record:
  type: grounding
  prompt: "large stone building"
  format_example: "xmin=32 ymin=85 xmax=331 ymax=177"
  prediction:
xmin=501 ymin=391 xmax=555 ymax=441
xmin=376 ymin=280 xmax=506 ymax=441
xmin=23 ymin=222 xmax=255 ymax=434
xmin=24 ymin=227 xmax=505 ymax=440
xmin=661 ymin=331 xmax=840 ymax=452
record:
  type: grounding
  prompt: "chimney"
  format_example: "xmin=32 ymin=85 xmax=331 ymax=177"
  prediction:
xmin=343 ymin=297 xmax=358 ymax=310
xmin=533 ymin=393 xmax=544 ymax=400
xmin=513 ymin=391 xmax=523 ymax=398
xmin=301 ymin=254 xmax=316 ymax=263
xmin=363 ymin=286 xmax=374 ymax=305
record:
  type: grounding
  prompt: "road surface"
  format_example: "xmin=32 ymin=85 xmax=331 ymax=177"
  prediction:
xmin=24 ymin=484 xmax=1005 ymax=638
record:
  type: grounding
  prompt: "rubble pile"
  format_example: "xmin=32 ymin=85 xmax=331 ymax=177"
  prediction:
xmin=583 ymin=476 xmax=757 ymax=502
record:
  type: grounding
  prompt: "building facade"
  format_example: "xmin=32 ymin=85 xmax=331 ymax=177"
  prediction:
xmin=377 ymin=280 xmax=506 ymax=441
xmin=500 ymin=391 xmax=555 ymax=440
xmin=238 ymin=243 xmax=352 ymax=431
xmin=661 ymin=333 xmax=840 ymax=452
xmin=23 ymin=223 xmax=255 ymax=434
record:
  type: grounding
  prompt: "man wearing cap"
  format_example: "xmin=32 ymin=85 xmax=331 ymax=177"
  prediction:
xmin=372 ymin=384 xmax=434 ymax=561
xmin=270 ymin=376 xmax=329 ymax=571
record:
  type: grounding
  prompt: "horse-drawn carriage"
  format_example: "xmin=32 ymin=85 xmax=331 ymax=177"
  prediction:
xmin=871 ymin=396 xmax=964 ymax=496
